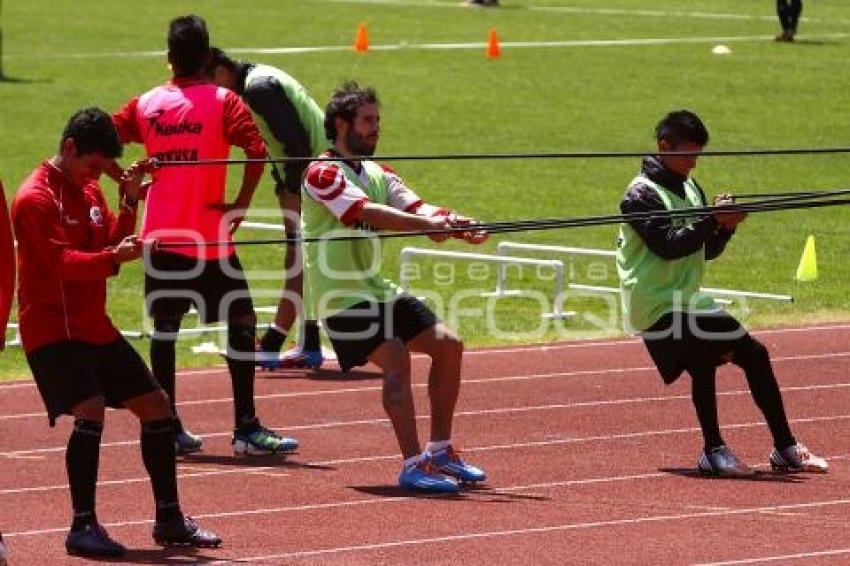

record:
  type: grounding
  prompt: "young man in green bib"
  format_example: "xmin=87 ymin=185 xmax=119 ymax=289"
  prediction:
xmin=207 ymin=47 xmax=326 ymax=373
xmin=617 ymin=110 xmax=827 ymax=477
xmin=302 ymin=82 xmax=488 ymax=493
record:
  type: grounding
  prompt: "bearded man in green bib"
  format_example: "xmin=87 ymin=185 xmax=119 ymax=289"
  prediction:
xmin=617 ymin=110 xmax=827 ymax=477
xmin=302 ymin=82 xmax=488 ymax=493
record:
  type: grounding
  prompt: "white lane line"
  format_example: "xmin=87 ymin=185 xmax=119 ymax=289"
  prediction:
xmin=203 ymin=498 xmax=850 ymax=563
xmin=0 ymin=470 xmax=669 ymax=537
xmin=0 ymin=466 xmax=276 ymax=496
xmin=308 ymin=414 xmax=850 ymax=467
xmin=8 ymin=32 xmax=850 ymax=61
xmin=8 ymin=458 xmax=850 ymax=541
xmin=3 ymin=411 xmax=847 ymax=494
xmin=2 ymin=353 xmax=849 ymax=456
xmin=3 ymin=348 xmax=849 ymax=423
xmin=0 ymin=366 xmax=225 ymax=390
xmin=2 ymin=356 xmax=849 ymax=456
xmin=2 ymin=322 xmax=850 ymax=391
xmin=695 ymin=548 xmax=850 ymax=565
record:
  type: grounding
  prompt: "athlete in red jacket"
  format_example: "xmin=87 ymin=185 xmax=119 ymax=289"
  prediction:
xmin=13 ymin=107 xmax=220 ymax=558
xmin=0 ymin=180 xmax=13 ymax=351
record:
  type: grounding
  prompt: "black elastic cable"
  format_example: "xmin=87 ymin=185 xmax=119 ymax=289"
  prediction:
xmin=735 ymin=187 xmax=850 ymax=200
xmin=147 ymin=146 xmax=850 ymax=168
xmin=152 ymin=193 xmax=850 ymax=250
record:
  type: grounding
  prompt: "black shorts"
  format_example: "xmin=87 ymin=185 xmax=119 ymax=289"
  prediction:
xmin=324 ymin=294 xmax=438 ymax=372
xmin=642 ymin=310 xmax=755 ymax=384
xmin=27 ymin=339 xmax=161 ymax=426
xmin=145 ymin=251 xmax=254 ymax=324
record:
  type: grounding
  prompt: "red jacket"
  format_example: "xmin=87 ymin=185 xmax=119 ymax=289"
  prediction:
xmin=11 ymin=161 xmax=137 ymax=353
xmin=0 ymin=181 xmax=14 ymax=350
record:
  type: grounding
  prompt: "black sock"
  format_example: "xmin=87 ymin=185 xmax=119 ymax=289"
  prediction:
xmin=734 ymin=339 xmax=796 ymax=450
xmin=689 ymin=367 xmax=725 ymax=451
xmin=260 ymin=326 xmax=287 ymax=353
xmin=227 ymin=321 xmax=257 ymax=427
xmin=141 ymin=418 xmax=182 ymax=523
xmin=303 ymin=320 xmax=321 ymax=351
xmin=67 ymin=419 xmax=103 ymax=531
xmin=151 ymin=317 xmax=181 ymax=414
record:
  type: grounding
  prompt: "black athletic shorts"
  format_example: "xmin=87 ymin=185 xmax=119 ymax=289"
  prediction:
xmin=324 ymin=294 xmax=438 ymax=372
xmin=27 ymin=339 xmax=161 ymax=426
xmin=145 ymin=251 xmax=254 ymax=323
xmin=642 ymin=310 xmax=755 ymax=384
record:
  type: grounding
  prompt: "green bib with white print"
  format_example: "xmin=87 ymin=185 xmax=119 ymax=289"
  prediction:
xmin=301 ymin=159 xmax=401 ymax=318
xmin=616 ymin=175 xmax=716 ymax=333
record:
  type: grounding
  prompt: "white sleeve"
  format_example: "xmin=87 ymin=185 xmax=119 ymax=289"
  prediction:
xmin=304 ymin=163 xmax=370 ymax=225
xmin=385 ymin=170 xmax=423 ymax=212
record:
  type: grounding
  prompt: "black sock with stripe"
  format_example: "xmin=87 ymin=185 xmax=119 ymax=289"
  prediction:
xmin=227 ymin=322 xmax=257 ymax=427
xmin=141 ymin=418 xmax=182 ymax=523
xmin=67 ymin=419 xmax=103 ymax=531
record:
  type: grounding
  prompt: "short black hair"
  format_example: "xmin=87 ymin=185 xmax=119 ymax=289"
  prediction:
xmin=59 ymin=107 xmax=122 ymax=158
xmin=324 ymin=81 xmax=379 ymax=142
xmin=168 ymin=15 xmax=209 ymax=77
xmin=655 ymin=110 xmax=709 ymax=147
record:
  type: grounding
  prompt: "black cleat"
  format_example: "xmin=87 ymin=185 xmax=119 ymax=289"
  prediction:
xmin=66 ymin=523 xmax=126 ymax=558
xmin=153 ymin=516 xmax=221 ymax=548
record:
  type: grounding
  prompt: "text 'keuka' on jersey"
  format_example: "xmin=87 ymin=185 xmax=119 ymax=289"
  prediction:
xmin=113 ymin=77 xmax=267 ymax=260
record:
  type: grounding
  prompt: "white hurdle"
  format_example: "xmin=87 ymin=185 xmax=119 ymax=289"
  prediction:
xmin=494 ymin=241 xmax=793 ymax=303
xmin=400 ymin=246 xmax=573 ymax=320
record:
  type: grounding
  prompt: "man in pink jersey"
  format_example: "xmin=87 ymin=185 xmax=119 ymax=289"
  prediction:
xmin=112 ymin=15 xmax=297 ymax=456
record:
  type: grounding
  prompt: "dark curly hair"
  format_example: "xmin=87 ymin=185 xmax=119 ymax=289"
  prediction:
xmin=324 ymin=81 xmax=379 ymax=142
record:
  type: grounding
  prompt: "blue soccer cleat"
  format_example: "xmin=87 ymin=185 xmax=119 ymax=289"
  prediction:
xmin=255 ymin=346 xmax=282 ymax=371
xmin=398 ymin=454 xmax=459 ymax=493
xmin=431 ymin=445 xmax=487 ymax=485
xmin=279 ymin=347 xmax=324 ymax=370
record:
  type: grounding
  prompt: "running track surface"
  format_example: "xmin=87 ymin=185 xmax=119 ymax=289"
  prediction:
xmin=2 ymin=323 xmax=850 ymax=565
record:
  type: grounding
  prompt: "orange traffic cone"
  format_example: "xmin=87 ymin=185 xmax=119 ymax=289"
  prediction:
xmin=486 ymin=28 xmax=501 ymax=59
xmin=354 ymin=23 xmax=369 ymax=53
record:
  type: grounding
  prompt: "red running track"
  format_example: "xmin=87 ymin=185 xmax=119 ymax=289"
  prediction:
xmin=1 ymin=323 xmax=850 ymax=564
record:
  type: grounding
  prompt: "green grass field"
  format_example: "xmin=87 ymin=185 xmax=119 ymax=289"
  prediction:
xmin=1 ymin=0 xmax=849 ymax=378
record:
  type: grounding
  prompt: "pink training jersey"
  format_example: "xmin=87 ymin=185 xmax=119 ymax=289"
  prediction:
xmin=114 ymin=78 xmax=266 ymax=259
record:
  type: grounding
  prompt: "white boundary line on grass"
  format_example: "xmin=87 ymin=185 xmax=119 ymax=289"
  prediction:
xmin=2 ymin=410 xmax=848 ymax=494
xmin=322 ymin=0 xmax=839 ymax=25
xmin=696 ymin=547 xmax=850 ymax=565
xmin=9 ymin=33 xmax=850 ymax=60
xmin=1 ymin=350 xmax=849 ymax=427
